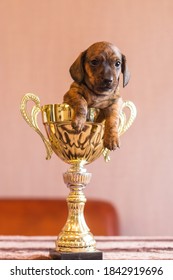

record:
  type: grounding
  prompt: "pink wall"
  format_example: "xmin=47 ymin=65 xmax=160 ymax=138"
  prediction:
xmin=1 ymin=0 xmax=173 ymax=235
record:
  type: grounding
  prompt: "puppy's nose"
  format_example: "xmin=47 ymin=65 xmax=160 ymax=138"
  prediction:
xmin=104 ymin=78 xmax=113 ymax=87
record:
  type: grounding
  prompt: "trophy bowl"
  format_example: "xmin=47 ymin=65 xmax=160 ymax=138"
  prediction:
xmin=42 ymin=104 xmax=104 ymax=165
xmin=20 ymin=93 xmax=137 ymax=259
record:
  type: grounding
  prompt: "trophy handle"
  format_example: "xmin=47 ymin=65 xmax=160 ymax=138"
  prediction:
xmin=20 ymin=93 xmax=53 ymax=160
xmin=118 ymin=100 xmax=137 ymax=136
xmin=103 ymin=100 xmax=137 ymax=162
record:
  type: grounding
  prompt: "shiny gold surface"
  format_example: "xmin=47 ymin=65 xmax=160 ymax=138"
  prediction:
xmin=57 ymin=167 xmax=96 ymax=252
xmin=42 ymin=104 xmax=104 ymax=164
xmin=20 ymin=93 xmax=137 ymax=252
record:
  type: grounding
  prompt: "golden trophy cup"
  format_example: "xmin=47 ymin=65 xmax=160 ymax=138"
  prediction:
xmin=20 ymin=93 xmax=136 ymax=259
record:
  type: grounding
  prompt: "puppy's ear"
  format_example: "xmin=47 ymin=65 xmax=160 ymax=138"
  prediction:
xmin=122 ymin=54 xmax=130 ymax=87
xmin=69 ymin=51 xmax=86 ymax=83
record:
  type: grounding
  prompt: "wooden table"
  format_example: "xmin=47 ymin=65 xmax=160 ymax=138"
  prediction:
xmin=1 ymin=236 xmax=173 ymax=260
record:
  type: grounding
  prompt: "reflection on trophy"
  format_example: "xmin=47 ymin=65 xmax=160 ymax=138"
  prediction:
xmin=20 ymin=93 xmax=136 ymax=259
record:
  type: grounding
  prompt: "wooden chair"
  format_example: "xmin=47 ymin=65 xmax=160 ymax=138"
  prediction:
xmin=0 ymin=199 xmax=119 ymax=236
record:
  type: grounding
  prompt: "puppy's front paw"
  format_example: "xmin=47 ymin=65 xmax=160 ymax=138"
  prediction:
xmin=71 ymin=117 xmax=86 ymax=132
xmin=103 ymin=132 xmax=120 ymax=151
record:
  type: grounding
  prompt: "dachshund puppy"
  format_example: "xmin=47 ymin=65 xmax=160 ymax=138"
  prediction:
xmin=63 ymin=41 xmax=130 ymax=150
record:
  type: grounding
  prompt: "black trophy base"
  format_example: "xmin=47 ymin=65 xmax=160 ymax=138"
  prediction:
xmin=49 ymin=249 xmax=103 ymax=260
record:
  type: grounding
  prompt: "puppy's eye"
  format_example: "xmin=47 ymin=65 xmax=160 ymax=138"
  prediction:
xmin=90 ymin=59 xmax=99 ymax=66
xmin=115 ymin=60 xmax=121 ymax=67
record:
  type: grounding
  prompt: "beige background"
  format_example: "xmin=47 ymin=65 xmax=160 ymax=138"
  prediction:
xmin=1 ymin=0 xmax=173 ymax=235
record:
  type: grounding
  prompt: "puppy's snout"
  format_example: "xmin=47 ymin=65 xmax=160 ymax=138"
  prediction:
xmin=103 ymin=78 xmax=113 ymax=87
xmin=101 ymin=65 xmax=114 ymax=88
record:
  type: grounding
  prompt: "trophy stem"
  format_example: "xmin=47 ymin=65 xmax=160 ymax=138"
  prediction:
xmin=55 ymin=162 xmax=96 ymax=252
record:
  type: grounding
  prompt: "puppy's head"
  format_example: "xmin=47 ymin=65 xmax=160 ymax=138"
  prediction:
xmin=70 ymin=41 xmax=130 ymax=95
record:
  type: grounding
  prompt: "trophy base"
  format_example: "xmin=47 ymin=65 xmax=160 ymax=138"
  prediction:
xmin=49 ymin=249 xmax=103 ymax=260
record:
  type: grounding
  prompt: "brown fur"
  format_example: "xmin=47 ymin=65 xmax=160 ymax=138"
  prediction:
xmin=63 ymin=41 xmax=130 ymax=150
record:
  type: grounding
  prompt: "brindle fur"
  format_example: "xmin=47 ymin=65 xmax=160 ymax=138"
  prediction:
xmin=63 ymin=41 xmax=130 ymax=150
